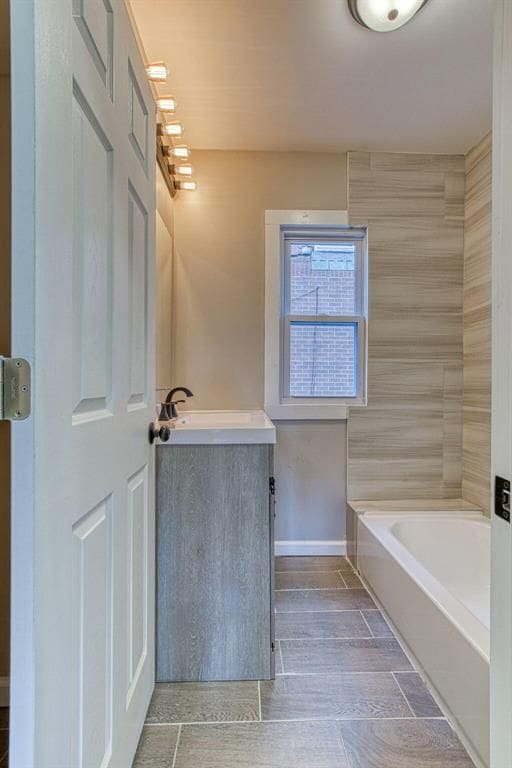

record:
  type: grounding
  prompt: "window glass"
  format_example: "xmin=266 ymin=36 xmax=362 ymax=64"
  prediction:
xmin=288 ymin=241 xmax=357 ymax=316
xmin=289 ymin=321 xmax=358 ymax=398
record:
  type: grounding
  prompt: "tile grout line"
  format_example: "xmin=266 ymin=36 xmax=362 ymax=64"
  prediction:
xmin=145 ymin=715 xmax=448 ymax=728
xmin=276 ymin=569 xmax=353 ymax=575
xmin=337 ymin=570 xmax=349 ymax=588
xmin=337 ymin=723 xmax=355 ymax=768
xmin=276 ymin=587 xmax=352 ymax=592
xmin=171 ymin=724 xmax=182 ymax=768
xmin=275 ymin=608 xmax=375 ymax=616
xmin=276 ymin=587 xmax=367 ymax=592
xmin=391 ymin=672 xmax=416 ymax=718
xmin=257 ymin=681 xmax=262 ymax=721
xmin=274 ymin=668 xmax=413 ymax=677
xmin=276 ymin=635 xmax=373 ymax=641
xmin=278 ymin=640 xmax=286 ymax=674
xmin=359 ymin=610 xmax=375 ymax=637
xmin=276 ymin=608 xmax=377 ymax=614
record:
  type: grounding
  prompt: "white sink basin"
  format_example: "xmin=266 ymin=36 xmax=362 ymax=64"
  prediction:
xmin=160 ymin=410 xmax=276 ymax=445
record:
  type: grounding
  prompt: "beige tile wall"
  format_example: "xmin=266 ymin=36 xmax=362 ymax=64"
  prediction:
xmin=463 ymin=134 xmax=492 ymax=514
xmin=347 ymin=152 xmax=465 ymax=501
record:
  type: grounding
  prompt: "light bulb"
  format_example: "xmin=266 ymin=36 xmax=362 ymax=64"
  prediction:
xmin=169 ymin=145 xmax=191 ymax=159
xmin=348 ymin=0 xmax=429 ymax=32
xmin=162 ymin=121 xmax=184 ymax=138
xmin=156 ymin=96 xmax=177 ymax=113
xmin=170 ymin=164 xmax=193 ymax=176
xmin=176 ymin=180 xmax=197 ymax=191
xmin=145 ymin=62 xmax=169 ymax=82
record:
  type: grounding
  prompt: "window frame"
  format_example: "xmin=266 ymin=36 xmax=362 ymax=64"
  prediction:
xmin=264 ymin=210 xmax=368 ymax=420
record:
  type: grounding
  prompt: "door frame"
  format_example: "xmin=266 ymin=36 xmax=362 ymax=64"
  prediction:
xmin=9 ymin=1 xmax=37 ymax=762
xmin=491 ymin=2 xmax=512 ymax=766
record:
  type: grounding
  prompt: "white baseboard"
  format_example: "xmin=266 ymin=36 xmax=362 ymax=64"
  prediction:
xmin=0 ymin=677 xmax=9 ymax=707
xmin=275 ymin=540 xmax=347 ymax=556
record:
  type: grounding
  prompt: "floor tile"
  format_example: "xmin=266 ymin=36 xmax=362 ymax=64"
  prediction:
xmin=174 ymin=721 xmax=348 ymax=768
xmin=394 ymin=672 xmax=443 ymax=718
xmin=339 ymin=718 xmax=475 ymax=767
xmin=260 ymin=672 xmax=411 ymax=721
xmin=341 ymin=572 xmax=364 ymax=589
xmin=275 ymin=642 xmax=284 ymax=674
xmin=146 ymin=681 xmax=259 ymax=724
xmin=281 ymin=638 xmax=413 ymax=674
xmin=276 ymin=556 xmax=353 ymax=573
xmin=362 ymin=610 xmax=394 ymax=637
xmin=276 ymin=610 xmax=371 ymax=640
xmin=276 ymin=588 xmax=375 ymax=613
xmin=276 ymin=571 xmax=346 ymax=590
xmin=133 ymin=725 xmax=180 ymax=767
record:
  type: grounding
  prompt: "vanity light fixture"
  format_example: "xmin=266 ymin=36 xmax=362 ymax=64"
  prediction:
xmin=145 ymin=61 xmax=169 ymax=82
xmin=167 ymin=145 xmax=191 ymax=159
xmin=156 ymin=95 xmax=177 ymax=113
xmin=175 ymin=180 xmax=197 ymax=191
xmin=161 ymin=121 xmax=184 ymax=138
xmin=169 ymin=163 xmax=193 ymax=176
xmin=348 ymin=0 xmax=429 ymax=32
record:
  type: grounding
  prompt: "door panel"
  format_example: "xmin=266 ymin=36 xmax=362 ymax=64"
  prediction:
xmin=10 ymin=0 xmax=156 ymax=765
xmin=128 ymin=183 xmax=149 ymax=407
xmin=72 ymin=497 xmax=114 ymax=768
xmin=74 ymin=0 xmax=114 ymax=99
xmin=128 ymin=61 xmax=149 ymax=171
xmin=126 ymin=466 xmax=149 ymax=707
xmin=72 ymin=85 xmax=114 ymax=420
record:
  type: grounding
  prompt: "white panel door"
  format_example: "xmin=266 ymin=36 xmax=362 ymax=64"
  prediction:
xmin=492 ymin=3 xmax=512 ymax=766
xmin=10 ymin=0 xmax=156 ymax=766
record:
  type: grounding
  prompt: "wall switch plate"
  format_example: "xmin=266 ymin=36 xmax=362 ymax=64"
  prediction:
xmin=495 ymin=476 xmax=511 ymax=523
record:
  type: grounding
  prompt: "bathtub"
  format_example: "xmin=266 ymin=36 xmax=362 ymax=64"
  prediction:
xmin=357 ymin=511 xmax=490 ymax=768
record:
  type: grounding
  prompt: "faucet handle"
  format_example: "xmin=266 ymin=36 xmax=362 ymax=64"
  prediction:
xmin=169 ymin=399 xmax=186 ymax=418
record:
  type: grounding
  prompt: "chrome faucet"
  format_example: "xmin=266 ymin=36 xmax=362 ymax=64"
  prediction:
xmin=158 ymin=387 xmax=194 ymax=421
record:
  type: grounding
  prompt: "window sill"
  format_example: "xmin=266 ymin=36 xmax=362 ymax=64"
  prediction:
xmin=265 ymin=403 xmax=353 ymax=421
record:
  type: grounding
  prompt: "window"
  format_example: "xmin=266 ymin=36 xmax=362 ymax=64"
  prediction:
xmin=265 ymin=211 xmax=367 ymax=420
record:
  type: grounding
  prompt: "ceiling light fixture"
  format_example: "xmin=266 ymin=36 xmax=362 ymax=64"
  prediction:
xmin=161 ymin=121 xmax=184 ymax=138
xmin=348 ymin=0 xmax=429 ymax=32
xmin=169 ymin=164 xmax=193 ymax=176
xmin=156 ymin=96 xmax=177 ymax=113
xmin=166 ymin=145 xmax=191 ymax=159
xmin=175 ymin=180 xmax=197 ymax=191
xmin=145 ymin=62 xmax=169 ymax=82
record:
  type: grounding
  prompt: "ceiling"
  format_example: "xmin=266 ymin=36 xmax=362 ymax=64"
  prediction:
xmin=130 ymin=0 xmax=493 ymax=154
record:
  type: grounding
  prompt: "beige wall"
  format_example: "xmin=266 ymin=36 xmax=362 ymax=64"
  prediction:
xmin=463 ymin=134 xmax=492 ymax=514
xmin=173 ymin=151 xmax=348 ymax=410
xmin=347 ymin=152 xmax=465 ymax=501
xmin=0 ymin=74 xmax=10 ymax=680
xmin=173 ymin=151 xmax=349 ymax=544
xmin=155 ymin=165 xmax=174 ymax=397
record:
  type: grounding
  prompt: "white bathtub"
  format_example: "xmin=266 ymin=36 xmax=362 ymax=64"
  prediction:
xmin=357 ymin=511 xmax=490 ymax=768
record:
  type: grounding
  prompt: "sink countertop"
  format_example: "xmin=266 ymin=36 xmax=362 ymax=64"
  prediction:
xmin=158 ymin=409 xmax=276 ymax=445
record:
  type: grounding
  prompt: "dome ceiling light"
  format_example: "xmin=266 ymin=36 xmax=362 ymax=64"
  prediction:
xmin=348 ymin=0 xmax=430 ymax=32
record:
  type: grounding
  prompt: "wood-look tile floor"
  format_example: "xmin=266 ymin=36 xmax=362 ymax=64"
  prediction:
xmin=133 ymin=556 xmax=476 ymax=768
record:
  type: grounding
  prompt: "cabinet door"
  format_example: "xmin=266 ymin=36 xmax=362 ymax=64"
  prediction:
xmin=157 ymin=444 xmax=274 ymax=681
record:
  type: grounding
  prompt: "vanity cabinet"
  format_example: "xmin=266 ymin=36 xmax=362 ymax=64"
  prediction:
xmin=156 ymin=442 xmax=275 ymax=682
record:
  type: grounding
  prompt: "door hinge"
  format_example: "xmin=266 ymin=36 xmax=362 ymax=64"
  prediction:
xmin=269 ymin=476 xmax=276 ymax=496
xmin=0 ymin=357 xmax=31 ymax=421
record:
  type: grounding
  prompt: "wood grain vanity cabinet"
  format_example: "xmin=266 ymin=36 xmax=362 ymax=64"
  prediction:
xmin=156 ymin=443 xmax=275 ymax=682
